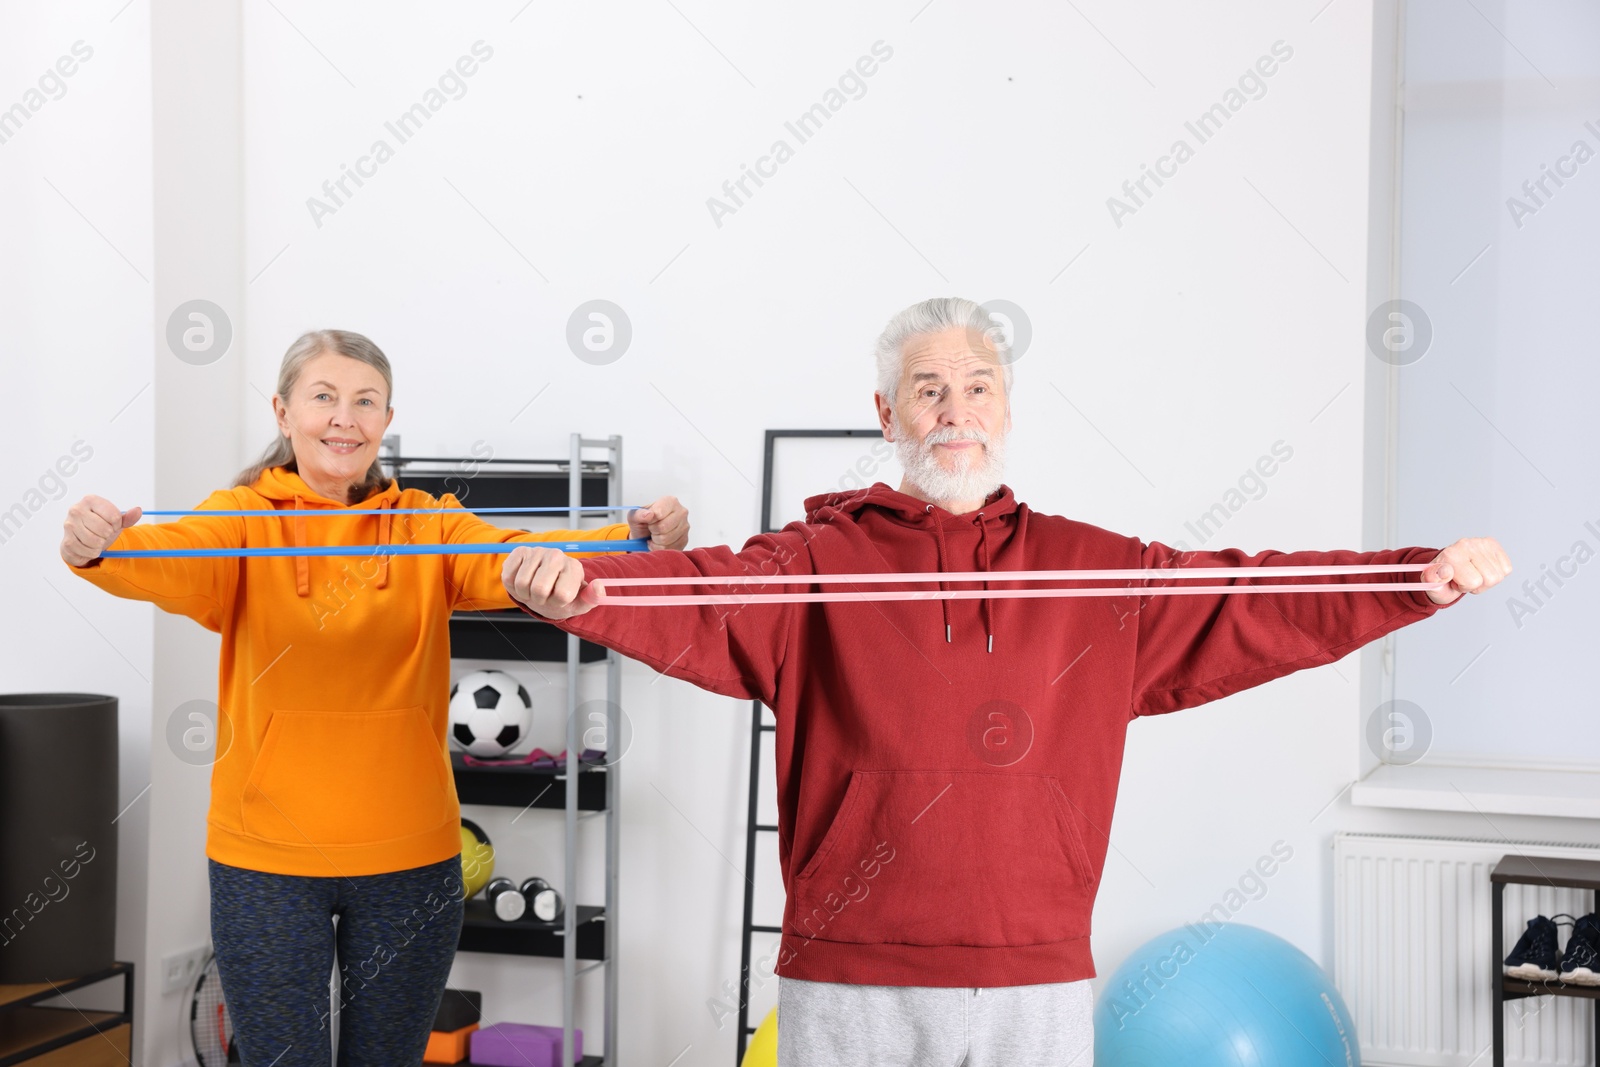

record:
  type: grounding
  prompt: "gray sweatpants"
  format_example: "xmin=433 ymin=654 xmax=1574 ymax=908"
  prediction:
xmin=776 ymin=976 xmax=1094 ymax=1067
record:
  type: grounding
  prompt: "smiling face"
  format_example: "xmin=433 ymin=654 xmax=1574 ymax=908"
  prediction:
xmin=875 ymin=326 xmax=1011 ymax=513
xmin=272 ymin=350 xmax=394 ymax=503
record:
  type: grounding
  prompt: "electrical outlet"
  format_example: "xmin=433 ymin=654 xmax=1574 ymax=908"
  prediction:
xmin=160 ymin=945 xmax=209 ymax=994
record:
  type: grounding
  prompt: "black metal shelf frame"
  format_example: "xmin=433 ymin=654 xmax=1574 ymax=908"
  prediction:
xmin=0 ymin=961 xmax=134 ymax=1067
xmin=1490 ymin=853 xmax=1600 ymax=1067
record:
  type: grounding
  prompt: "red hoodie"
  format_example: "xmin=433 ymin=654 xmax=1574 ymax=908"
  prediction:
xmin=522 ymin=482 xmax=1455 ymax=987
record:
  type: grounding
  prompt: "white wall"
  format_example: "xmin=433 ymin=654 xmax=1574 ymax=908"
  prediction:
xmin=0 ymin=0 xmax=160 ymax=1053
xmin=1 ymin=3 xmax=248 ymax=1064
xmin=6 ymin=2 xmax=1597 ymax=1065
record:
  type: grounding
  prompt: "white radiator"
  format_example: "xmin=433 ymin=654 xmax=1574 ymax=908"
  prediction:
xmin=1334 ymin=833 xmax=1600 ymax=1067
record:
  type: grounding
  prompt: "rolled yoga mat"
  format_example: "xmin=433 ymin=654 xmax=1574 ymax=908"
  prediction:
xmin=0 ymin=693 xmax=119 ymax=983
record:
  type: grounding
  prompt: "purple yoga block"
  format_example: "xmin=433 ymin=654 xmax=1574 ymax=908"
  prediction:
xmin=469 ymin=1022 xmax=583 ymax=1067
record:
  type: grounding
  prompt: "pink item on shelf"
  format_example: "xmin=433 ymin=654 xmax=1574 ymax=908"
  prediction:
xmin=469 ymin=1022 xmax=583 ymax=1066
xmin=461 ymin=747 xmax=563 ymax=768
xmin=461 ymin=748 xmax=608 ymax=769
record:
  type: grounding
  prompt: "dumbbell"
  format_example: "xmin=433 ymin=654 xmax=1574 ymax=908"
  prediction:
xmin=486 ymin=877 xmax=526 ymax=922
xmin=520 ymin=877 xmax=564 ymax=923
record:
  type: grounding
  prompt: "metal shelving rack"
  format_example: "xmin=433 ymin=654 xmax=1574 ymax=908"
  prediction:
xmin=384 ymin=433 xmax=623 ymax=1067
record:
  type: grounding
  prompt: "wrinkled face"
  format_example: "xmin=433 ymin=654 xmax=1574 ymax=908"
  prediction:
xmin=877 ymin=327 xmax=1011 ymax=501
xmin=272 ymin=351 xmax=393 ymax=494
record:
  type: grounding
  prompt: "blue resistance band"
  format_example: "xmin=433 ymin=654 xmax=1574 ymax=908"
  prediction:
xmin=101 ymin=505 xmax=653 ymax=557
xmin=101 ymin=540 xmax=650 ymax=559
xmin=137 ymin=506 xmax=646 ymax=517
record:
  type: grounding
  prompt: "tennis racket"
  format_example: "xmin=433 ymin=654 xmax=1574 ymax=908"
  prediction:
xmin=188 ymin=953 xmax=240 ymax=1065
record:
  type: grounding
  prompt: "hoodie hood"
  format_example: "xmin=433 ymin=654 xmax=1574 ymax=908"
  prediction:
xmin=801 ymin=481 xmax=1019 ymax=526
xmin=803 ymin=482 xmax=1020 ymax=651
xmin=253 ymin=466 xmax=402 ymax=596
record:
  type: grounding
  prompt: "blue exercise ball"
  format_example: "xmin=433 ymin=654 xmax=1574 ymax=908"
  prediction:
xmin=1094 ymin=923 xmax=1359 ymax=1066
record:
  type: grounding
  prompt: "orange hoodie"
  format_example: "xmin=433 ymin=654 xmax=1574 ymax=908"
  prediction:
xmin=66 ymin=465 xmax=631 ymax=877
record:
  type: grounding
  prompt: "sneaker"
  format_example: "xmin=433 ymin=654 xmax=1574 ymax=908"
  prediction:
xmin=1559 ymin=913 xmax=1600 ymax=986
xmin=1504 ymin=915 xmax=1565 ymax=980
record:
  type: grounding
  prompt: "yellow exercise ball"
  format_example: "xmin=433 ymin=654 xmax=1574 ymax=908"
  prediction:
xmin=459 ymin=818 xmax=495 ymax=898
xmin=742 ymin=1007 xmax=776 ymax=1067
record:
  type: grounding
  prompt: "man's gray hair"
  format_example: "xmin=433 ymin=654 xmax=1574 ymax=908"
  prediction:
xmin=872 ymin=297 xmax=1013 ymax=400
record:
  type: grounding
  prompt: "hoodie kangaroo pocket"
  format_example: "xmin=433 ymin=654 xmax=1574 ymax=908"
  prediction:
xmin=788 ymin=769 xmax=1095 ymax=948
xmin=241 ymin=707 xmax=451 ymax=846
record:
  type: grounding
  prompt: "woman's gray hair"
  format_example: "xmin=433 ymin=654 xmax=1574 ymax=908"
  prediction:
xmin=872 ymin=297 xmax=1013 ymax=400
xmin=233 ymin=329 xmax=394 ymax=498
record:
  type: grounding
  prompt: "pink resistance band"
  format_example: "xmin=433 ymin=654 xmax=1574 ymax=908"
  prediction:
xmin=583 ymin=564 xmax=1446 ymax=606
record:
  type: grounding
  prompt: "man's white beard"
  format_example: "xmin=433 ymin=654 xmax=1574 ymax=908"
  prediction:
xmin=892 ymin=415 xmax=1007 ymax=506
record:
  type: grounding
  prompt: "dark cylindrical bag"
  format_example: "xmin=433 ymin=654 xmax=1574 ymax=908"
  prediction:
xmin=0 ymin=693 xmax=120 ymax=983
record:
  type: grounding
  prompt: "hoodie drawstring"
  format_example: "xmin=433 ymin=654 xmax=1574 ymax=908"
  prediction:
xmin=376 ymin=500 xmax=391 ymax=589
xmin=293 ymin=495 xmax=310 ymax=597
xmin=928 ymin=505 xmax=952 ymax=643
xmin=927 ymin=504 xmax=997 ymax=652
xmin=292 ymin=491 xmax=391 ymax=595
xmin=977 ymin=513 xmax=994 ymax=653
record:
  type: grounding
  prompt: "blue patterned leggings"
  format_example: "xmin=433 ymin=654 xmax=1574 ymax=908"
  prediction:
xmin=208 ymin=855 xmax=465 ymax=1067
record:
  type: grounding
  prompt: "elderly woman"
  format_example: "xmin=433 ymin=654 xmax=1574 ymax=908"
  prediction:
xmin=60 ymin=329 xmax=688 ymax=1067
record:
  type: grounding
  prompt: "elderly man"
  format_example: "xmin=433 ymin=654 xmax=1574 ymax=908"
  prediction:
xmin=503 ymin=297 xmax=1510 ymax=1067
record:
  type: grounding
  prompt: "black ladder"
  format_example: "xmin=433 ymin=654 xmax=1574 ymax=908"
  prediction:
xmin=736 ymin=429 xmax=883 ymax=1065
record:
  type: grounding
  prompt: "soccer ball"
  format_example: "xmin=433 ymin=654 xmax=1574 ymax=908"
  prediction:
xmin=448 ymin=670 xmax=533 ymax=758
